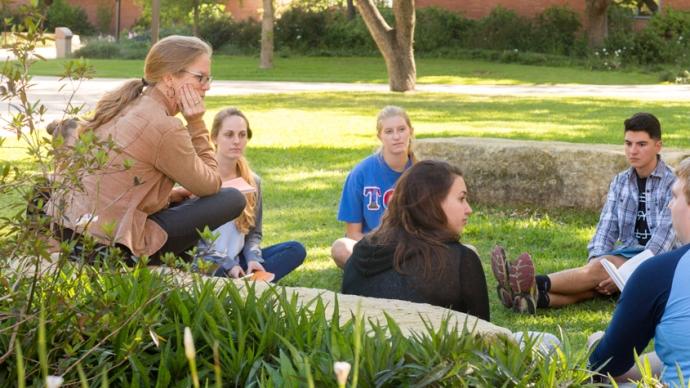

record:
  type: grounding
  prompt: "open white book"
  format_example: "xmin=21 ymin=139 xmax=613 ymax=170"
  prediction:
xmin=600 ymin=249 xmax=654 ymax=292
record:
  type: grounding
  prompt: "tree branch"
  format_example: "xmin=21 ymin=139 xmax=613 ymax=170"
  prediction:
xmin=355 ymin=0 xmax=394 ymax=52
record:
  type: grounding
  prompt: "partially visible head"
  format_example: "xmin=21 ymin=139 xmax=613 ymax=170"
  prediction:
xmin=211 ymin=107 xmax=253 ymax=160
xmin=376 ymin=106 xmax=414 ymax=157
xmin=670 ymin=158 xmax=690 ymax=244
xmin=623 ymin=112 xmax=662 ymax=174
xmin=145 ymin=35 xmax=213 ymax=97
xmin=383 ymin=160 xmax=471 ymax=237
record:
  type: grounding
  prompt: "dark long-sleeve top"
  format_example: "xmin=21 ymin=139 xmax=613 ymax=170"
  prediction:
xmin=341 ymin=238 xmax=490 ymax=321
xmin=590 ymin=243 xmax=690 ymax=384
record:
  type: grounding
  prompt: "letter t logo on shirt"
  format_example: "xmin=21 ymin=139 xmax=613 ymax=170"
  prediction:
xmin=363 ymin=186 xmax=382 ymax=210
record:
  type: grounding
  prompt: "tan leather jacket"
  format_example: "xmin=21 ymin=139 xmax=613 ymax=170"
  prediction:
xmin=51 ymin=87 xmax=221 ymax=256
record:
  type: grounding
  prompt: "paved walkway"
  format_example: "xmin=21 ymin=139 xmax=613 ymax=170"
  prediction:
xmin=2 ymin=75 xmax=689 ymax=137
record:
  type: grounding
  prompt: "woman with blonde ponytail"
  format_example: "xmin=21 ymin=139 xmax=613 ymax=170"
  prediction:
xmin=51 ymin=35 xmax=246 ymax=262
xmin=331 ymin=105 xmax=417 ymax=269
xmin=198 ymin=108 xmax=305 ymax=281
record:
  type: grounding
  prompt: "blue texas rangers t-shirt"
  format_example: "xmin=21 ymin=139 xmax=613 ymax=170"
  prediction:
xmin=337 ymin=153 xmax=410 ymax=233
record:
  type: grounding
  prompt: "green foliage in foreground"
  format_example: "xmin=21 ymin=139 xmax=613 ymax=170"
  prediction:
xmin=0 ymin=262 xmax=598 ymax=386
xmin=28 ymin=55 xmax=661 ymax=85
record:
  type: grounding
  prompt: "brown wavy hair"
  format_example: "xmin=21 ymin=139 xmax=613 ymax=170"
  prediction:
xmin=368 ymin=160 xmax=464 ymax=278
xmin=80 ymin=35 xmax=212 ymax=134
xmin=211 ymin=107 xmax=257 ymax=234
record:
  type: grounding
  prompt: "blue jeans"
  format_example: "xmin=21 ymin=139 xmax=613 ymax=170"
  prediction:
xmin=239 ymin=241 xmax=306 ymax=282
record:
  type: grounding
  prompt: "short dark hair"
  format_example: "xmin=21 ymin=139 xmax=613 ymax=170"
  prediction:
xmin=624 ymin=112 xmax=661 ymax=140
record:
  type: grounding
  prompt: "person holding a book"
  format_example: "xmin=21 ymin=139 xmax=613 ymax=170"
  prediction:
xmin=341 ymin=160 xmax=490 ymax=320
xmin=194 ymin=107 xmax=306 ymax=281
xmin=49 ymin=36 xmax=247 ymax=263
xmin=588 ymin=157 xmax=690 ymax=385
xmin=491 ymin=112 xmax=677 ymax=313
xmin=331 ymin=106 xmax=417 ymax=269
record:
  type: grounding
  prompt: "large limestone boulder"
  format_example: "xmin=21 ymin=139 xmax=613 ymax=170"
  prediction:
xmin=415 ymin=137 xmax=690 ymax=211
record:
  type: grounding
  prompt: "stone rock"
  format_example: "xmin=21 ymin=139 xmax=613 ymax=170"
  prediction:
xmin=415 ymin=137 xmax=690 ymax=210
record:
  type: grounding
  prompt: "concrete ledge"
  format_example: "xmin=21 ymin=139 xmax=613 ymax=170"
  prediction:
xmin=415 ymin=137 xmax=690 ymax=211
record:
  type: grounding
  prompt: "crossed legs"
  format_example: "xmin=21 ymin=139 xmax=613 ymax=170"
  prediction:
xmin=546 ymin=255 xmax=626 ymax=307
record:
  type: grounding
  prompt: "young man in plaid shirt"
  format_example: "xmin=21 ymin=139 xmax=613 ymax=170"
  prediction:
xmin=492 ymin=112 xmax=677 ymax=313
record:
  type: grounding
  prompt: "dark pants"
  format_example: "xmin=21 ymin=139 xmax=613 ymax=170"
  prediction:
xmin=58 ymin=188 xmax=246 ymax=264
xmin=239 ymin=241 xmax=306 ymax=282
xmin=149 ymin=187 xmax=246 ymax=259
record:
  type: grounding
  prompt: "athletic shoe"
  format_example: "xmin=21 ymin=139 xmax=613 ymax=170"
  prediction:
xmin=491 ymin=245 xmax=514 ymax=309
xmin=509 ymin=252 xmax=537 ymax=314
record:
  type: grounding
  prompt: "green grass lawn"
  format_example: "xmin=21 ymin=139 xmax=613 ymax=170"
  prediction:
xmin=3 ymin=91 xmax=689 ymax=349
xmin=28 ymin=55 xmax=662 ymax=85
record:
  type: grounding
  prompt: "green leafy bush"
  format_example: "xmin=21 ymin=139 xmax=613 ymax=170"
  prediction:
xmin=468 ymin=7 xmax=533 ymax=52
xmin=276 ymin=7 xmax=329 ymax=52
xmin=321 ymin=11 xmax=377 ymax=55
xmin=532 ymin=6 xmax=581 ymax=55
xmin=415 ymin=7 xmax=473 ymax=53
xmin=0 ymin=259 xmax=603 ymax=386
xmin=73 ymin=39 xmax=150 ymax=59
xmin=43 ymin=0 xmax=95 ymax=36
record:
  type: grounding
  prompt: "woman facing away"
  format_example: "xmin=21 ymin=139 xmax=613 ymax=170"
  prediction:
xmin=196 ymin=108 xmax=306 ymax=282
xmin=341 ymin=160 xmax=490 ymax=321
xmin=49 ymin=35 xmax=246 ymax=262
xmin=331 ymin=106 xmax=416 ymax=269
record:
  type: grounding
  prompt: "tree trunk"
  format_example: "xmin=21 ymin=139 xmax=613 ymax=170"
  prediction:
xmin=151 ymin=0 xmax=160 ymax=44
xmin=586 ymin=0 xmax=611 ymax=48
xmin=260 ymin=0 xmax=274 ymax=69
xmin=192 ymin=0 xmax=199 ymax=37
xmin=355 ymin=0 xmax=416 ymax=92
xmin=347 ymin=0 xmax=355 ymax=20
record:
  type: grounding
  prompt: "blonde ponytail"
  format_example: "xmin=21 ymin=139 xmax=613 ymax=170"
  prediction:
xmin=79 ymin=79 xmax=146 ymax=134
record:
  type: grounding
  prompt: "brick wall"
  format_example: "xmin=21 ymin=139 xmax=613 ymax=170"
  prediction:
xmin=68 ymin=0 xmax=142 ymax=34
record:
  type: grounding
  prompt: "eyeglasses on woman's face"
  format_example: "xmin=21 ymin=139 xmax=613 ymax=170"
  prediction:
xmin=181 ymin=69 xmax=213 ymax=85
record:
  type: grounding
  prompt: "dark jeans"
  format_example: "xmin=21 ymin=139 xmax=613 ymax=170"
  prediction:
xmin=239 ymin=241 xmax=306 ymax=282
xmin=58 ymin=188 xmax=245 ymax=264
xmin=149 ymin=187 xmax=246 ymax=259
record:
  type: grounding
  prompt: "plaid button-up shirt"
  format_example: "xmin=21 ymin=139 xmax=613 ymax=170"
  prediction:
xmin=587 ymin=158 xmax=677 ymax=259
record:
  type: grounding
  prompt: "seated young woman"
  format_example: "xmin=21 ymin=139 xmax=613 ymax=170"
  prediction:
xmin=341 ymin=160 xmax=490 ymax=321
xmin=196 ymin=107 xmax=306 ymax=282
xmin=331 ymin=105 xmax=416 ymax=269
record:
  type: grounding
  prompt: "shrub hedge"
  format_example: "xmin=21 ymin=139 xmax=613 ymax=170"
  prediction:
xmin=70 ymin=4 xmax=690 ymax=69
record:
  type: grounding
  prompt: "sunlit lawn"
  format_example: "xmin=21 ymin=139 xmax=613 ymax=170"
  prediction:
xmin=3 ymin=91 xmax=689 ymax=348
xmin=29 ymin=55 xmax=661 ymax=85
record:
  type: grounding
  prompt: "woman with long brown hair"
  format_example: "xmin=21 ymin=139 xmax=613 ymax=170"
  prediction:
xmin=341 ymin=160 xmax=489 ymax=320
xmin=196 ymin=107 xmax=306 ymax=281
xmin=50 ymin=35 xmax=245 ymax=262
